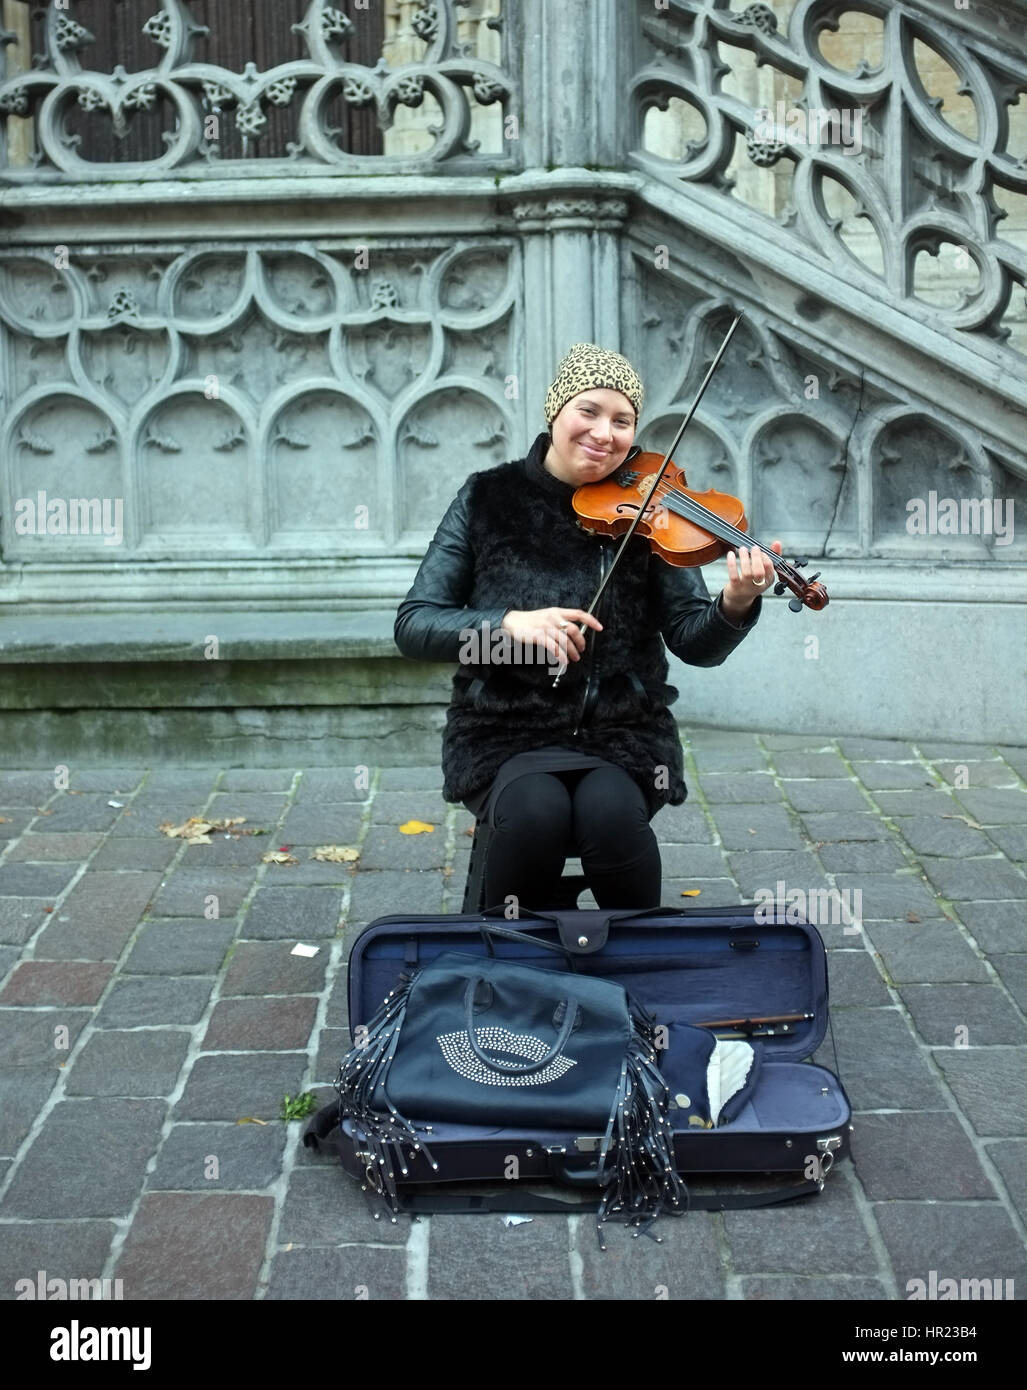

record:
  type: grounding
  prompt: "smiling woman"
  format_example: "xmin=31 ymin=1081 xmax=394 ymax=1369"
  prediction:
xmin=393 ymin=340 xmax=778 ymax=912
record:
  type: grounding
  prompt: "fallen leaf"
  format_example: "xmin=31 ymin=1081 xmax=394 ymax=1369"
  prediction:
xmin=0 ymin=817 xmax=10 ymax=824
xmin=680 ymin=889 xmax=701 ymax=897
xmin=311 ymin=845 xmax=360 ymax=862
xmin=107 ymin=800 xmax=124 ymax=808
xmin=942 ymin=813 xmax=985 ymax=831
xmin=43 ymin=906 xmax=54 ymax=913
xmin=262 ymin=850 xmax=298 ymax=865
xmin=160 ymin=815 xmax=247 ymax=844
xmin=399 ymin=820 xmax=435 ymax=835
xmin=906 ymin=911 xmax=921 ymax=922
xmin=236 ymin=1117 xmax=268 ymax=1126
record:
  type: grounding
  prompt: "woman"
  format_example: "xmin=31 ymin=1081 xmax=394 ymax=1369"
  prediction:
xmin=394 ymin=343 xmax=781 ymax=909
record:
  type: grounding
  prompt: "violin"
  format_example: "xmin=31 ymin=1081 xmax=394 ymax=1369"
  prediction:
xmin=572 ymin=450 xmax=829 ymax=613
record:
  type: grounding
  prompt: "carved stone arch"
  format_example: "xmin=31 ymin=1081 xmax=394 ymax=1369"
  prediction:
xmin=134 ymin=385 xmax=257 ymax=554
xmin=635 ymin=411 xmax=740 ymax=497
xmin=748 ymin=406 xmax=855 ymax=557
xmin=396 ymin=383 xmax=512 ymax=541
xmin=3 ymin=389 xmax=125 ymax=557
xmin=166 ymin=249 xmax=254 ymax=332
xmin=256 ymin=247 xmax=341 ymax=330
xmin=262 ymin=382 xmax=383 ymax=549
xmin=0 ymin=254 xmax=86 ymax=335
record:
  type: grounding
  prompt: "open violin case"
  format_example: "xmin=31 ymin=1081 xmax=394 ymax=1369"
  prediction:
xmin=305 ymin=904 xmax=852 ymax=1223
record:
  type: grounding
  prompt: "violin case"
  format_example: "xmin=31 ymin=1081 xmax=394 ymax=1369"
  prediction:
xmin=304 ymin=904 xmax=852 ymax=1218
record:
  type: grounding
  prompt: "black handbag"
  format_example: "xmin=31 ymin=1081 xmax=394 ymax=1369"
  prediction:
xmin=335 ymin=927 xmax=689 ymax=1240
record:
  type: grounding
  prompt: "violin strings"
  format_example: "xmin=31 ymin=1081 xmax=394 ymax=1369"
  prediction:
xmin=631 ymin=471 xmax=802 ymax=584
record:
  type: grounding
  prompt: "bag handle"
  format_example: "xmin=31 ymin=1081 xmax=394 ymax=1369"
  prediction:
xmin=476 ymin=921 xmax=579 ymax=972
xmin=462 ymin=977 xmax=578 ymax=1076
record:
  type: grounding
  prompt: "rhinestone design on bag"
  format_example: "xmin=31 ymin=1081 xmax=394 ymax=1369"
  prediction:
xmin=436 ymin=1027 xmax=578 ymax=1087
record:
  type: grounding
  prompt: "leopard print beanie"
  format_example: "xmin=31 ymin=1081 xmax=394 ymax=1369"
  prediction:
xmin=543 ymin=343 xmax=645 ymax=425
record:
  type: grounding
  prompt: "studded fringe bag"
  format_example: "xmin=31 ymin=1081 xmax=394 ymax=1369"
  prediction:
xmin=333 ymin=946 xmax=687 ymax=1245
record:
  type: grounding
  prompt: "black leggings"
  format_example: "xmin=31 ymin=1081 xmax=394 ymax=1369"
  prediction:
xmin=484 ymin=766 xmax=662 ymax=910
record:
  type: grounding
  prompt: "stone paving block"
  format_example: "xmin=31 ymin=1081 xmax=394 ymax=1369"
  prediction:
xmin=222 ymin=940 xmax=327 ymax=996
xmin=852 ymin=1112 xmax=996 ymax=1200
xmin=724 ymin=850 xmax=822 ymax=900
xmin=934 ymin=1049 xmax=1027 ymax=1136
xmin=874 ymin=1202 xmax=1027 ymax=1296
xmin=179 ymin=833 xmax=270 ymax=869
xmin=123 ymin=919 xmax=237 ymax=974
xmin=0 ymin=945 xmax=18 ymax=981
xmin=919 ymin=857 xmax=1027 ymax=902
xmin=898 ymin=983 xmax=1027 ymax=1045
xmin=203 ymin=996 xmax=318 ymax=1051
xmin=0 ymin=1006 xmax=91 ymax=1071
xmin=657 ymin=844 xmax=731 ymax=879
xmin=67 ymin=768 xmax=147 ymax=793
xmin=985 ymin=1141 xmax=1027 ymax=1227
xmin=720 ymin=1178 xmax=878 ymax=1275
xmin=932 ymin=760 xmax=1022 ymax=789
xmin=992 ymin=954 xmax=1027 ymax=1012
xmin=0 ymin=809 xmax=36 ymax=840
xmin=243 ymin=885 xmax=343 ymax=940
xmin=147 ymin=1121 xmax=288 ymax=1191
xmin=359 ymin=824 xmax=446 ymax=870
xmin=139 ymin=770 xmax=220 ymax=797
xmin=0 ymin=772 xmax=59 ymax=804
xmin=219 ymin=769 xmax=297 ymax=791
xmin=999 ymin=748 xmax=1027 ymax=779
xmin=0 ymin=1221 xmax=117 ymax=1298
xmin=952 ymin=901 xmax=1026 ymax=955
xmin=370 ymin=790 xmax=449 ymax=825
xmin=986 ymin=826 xmax=1027 ymax=861
xmin=0 ymin=898 xmax=52 ymax=945
xmin=5 ymin=832 xmax=104 ymax=863
xmin=279 ymin=805 xmax=364 ymax=845
xmin=815 ymin=841 xmax=909 ymax=873
xmin=761 ymin=733 xmax=836 ymax=750
xmin=174 ymin=1053 xmax=308 ymax=1121
xmin=0 ymin=862 xmax=80 ymax=898
xmin=826 ymin=951 xmax=891 ymax=1007
xmin=35 ymin=796 xmax=124 ymax=833
xmin=837 ymin=738 xmax=918 ymax=760
xmin=738 ymin=1276 xmax=890 ymax=1300
xmin=812 ymin=1009 xmax=944 ymax=1109
xmin=0 ymin=961 xmax=113 ymax=1006
xmin=379 ymin=766 xmax=444 ymax=789
xmin=324 ymin=971 xmax=349 ymax=1028
xmin=772 ymin=752 xmax=851 ymax=779
xmin=95 ymin=976 xmax=215 ymax=1028
xmin=293 ymin=769 xmax=368 ymax=803
xmin=32 ymin=871 xmax=162 ymax=961
xmin=917 ymin=741 xmax=997 ymax=759
xmin=870 ymin=922 xmax=990 ymax=984
xmin=65 ymin=1028 xmax=192 ymax=1098
xmin=313 ymin=1027 xmax=350 ymax=1083
xmin=277 ymin=1166 xmax=408 ymax=1247
xmin=88 ymin=834 xmax=179 ymax=867
xmin=851 ymin=762 xmax=940 ymax=791
xmin=871 ymin=790 xmax=964 ymax=817
xmin=799 ymin=813 xmax=892 ymax=843
xmin=109 ymin=801 xmax=198 ymax=837
xmin=428 ymin=1210 xmax=573 ymax=1300
xmin=114 ymin=1192 xmax=273 ymax=1299
xmin=691 ymin=773 xmax=780 ymax=803
xmin=0 ymin=1069 xmax=64 ymax=1154
xmin=664 ymin=878 xmax=744 ymax=907
xmin=347 ymin=870 xmax=445 ymax=924
xmin=831 ymin=873 xmax=943 ymax=922
xmin=894 ymin=816 xmax=996 ymax=858
xmin=246 ymin=849 xmax=357 ymax=885
xmin=707 ymin=804 xmax=803 ymax=850
xmin=954 ymin=789 xmax=1027 ymax=825
xmin=574 ymin=1207 xmax=725 ymax=1299
xmin=2 ymin=1098 xmax=166 ymax=1217
xmin=204 ymin=792 xmax=291 ymax=825
xmin=779 ymin=780 xmax=870 ymax=813
xmin=650 ymin=803 xmax=714 ymax=843
xmin=150 ymin=865 xmax=256 ymax=918
xmin=265 ymin=1245 xmax=407 ymax=1300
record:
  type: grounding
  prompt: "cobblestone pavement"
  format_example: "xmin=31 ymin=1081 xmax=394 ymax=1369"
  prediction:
xmin=1 ymin=733 xmax=1025 ymax=1302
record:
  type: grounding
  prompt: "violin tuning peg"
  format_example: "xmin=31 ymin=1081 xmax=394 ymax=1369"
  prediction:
xmin=793 ymin=557 xmax=808 ymax=568
xmin=773 ymin=581 xmax=787 ymax=596
xmin=807 ymin=572 xmax=821 ymax=583
xmin=788 ymin=597 xmax=803 ymax=613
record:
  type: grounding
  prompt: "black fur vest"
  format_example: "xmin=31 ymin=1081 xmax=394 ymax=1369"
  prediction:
xmin=441 ymin=434 xmax=687 ymax=812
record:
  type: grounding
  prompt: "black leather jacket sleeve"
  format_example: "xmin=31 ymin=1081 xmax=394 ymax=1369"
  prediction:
xmin=394 ymin=478 xmax=511 ymax=663
xmin=648 ymin=552 xmax=762 ymax=667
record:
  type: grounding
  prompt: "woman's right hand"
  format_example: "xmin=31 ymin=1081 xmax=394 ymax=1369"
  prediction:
xmin=500 ymin=608 xmax=603 ymax=665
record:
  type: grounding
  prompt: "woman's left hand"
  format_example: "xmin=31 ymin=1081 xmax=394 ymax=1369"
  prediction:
xmin=720 ymin=540 xmax=783 ymax=621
